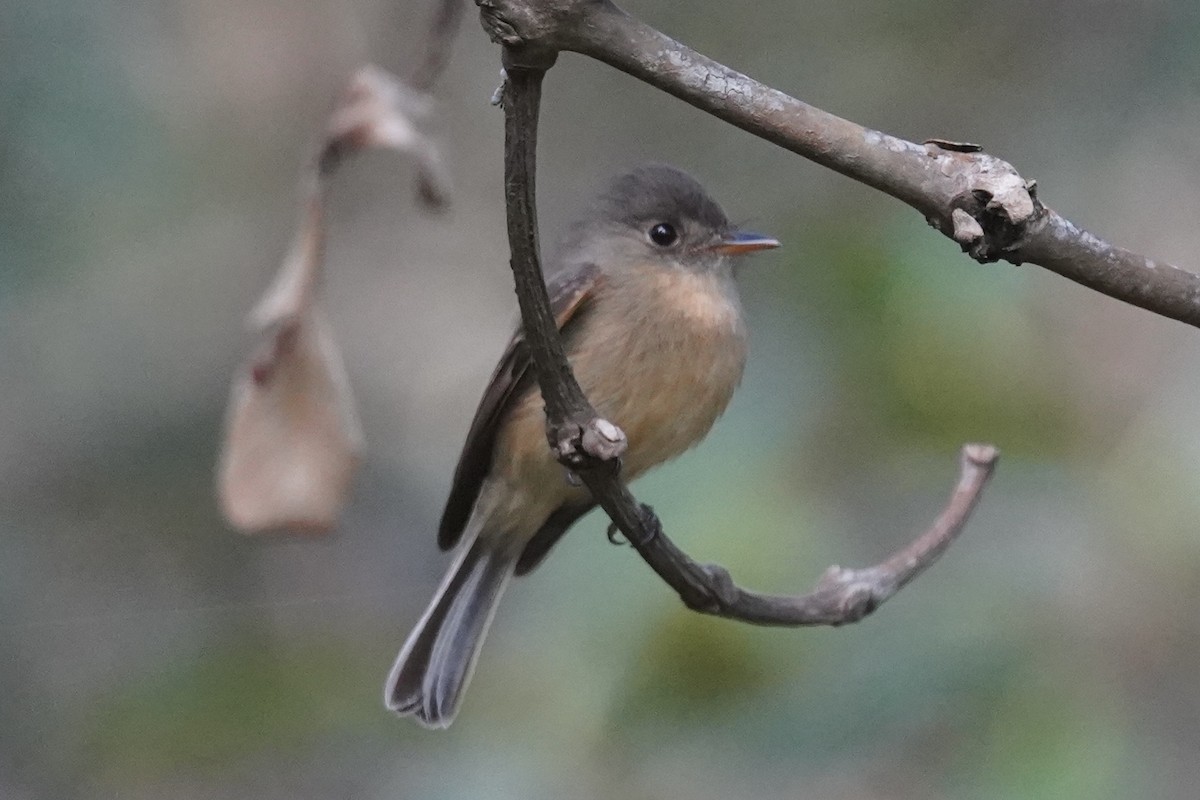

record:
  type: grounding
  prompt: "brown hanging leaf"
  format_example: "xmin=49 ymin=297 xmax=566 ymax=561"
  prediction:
xmin=217 ymin=63 xmax=450 ymax=534
xmin=218 ymin=306 xmax=363 ymax=534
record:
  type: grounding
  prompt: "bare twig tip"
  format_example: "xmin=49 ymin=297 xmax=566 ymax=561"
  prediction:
xmin=581 ymin=417 xmax=629 ymax=461
xmin=962 ymin=442 xmax=1000 ymax=467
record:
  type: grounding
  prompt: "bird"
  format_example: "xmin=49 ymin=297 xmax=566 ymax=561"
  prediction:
xmin=385 ymin=163 xmax=779 ymax=727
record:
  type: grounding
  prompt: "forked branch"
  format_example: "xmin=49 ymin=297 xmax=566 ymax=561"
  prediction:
xmin=500 ymin=62 xmax=998 ymax=626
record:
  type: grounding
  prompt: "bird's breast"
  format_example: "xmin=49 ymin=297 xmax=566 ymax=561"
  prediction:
xmin=569 ymin=268 xmax=747 ymax=477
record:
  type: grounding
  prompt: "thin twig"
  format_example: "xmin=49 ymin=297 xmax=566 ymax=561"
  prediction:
xmin=410 ymin=0 xmax=468 ymax=93
xmin=479 ymin=0 xmax=1200 ymax=330
xmin=499 ymin=53 xmax=998 ymax=626
xmin=653 ymin=445 xmax=999 ymax=626
xmin=500 ymin=65 xmax=588 ymax=428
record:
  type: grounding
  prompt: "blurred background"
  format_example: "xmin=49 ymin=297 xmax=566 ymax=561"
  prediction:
xmin=6 ymin=0 xmax=1200 ymax=797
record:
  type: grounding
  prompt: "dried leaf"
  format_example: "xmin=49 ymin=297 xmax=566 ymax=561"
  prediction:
xmin=218 ymin=307 xmax=363 ymax=534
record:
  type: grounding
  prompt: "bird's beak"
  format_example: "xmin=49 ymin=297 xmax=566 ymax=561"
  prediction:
xmin=709 ymin=230 xmax=781 ymax=255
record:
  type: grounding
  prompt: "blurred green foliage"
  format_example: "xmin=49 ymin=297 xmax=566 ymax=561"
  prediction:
xmin=788 ymin=212 xmax=1081 ymax=461
xmin=84 ymin=638 xmax=384 ymax=781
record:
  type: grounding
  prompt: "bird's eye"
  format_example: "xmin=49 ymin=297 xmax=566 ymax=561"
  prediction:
xmin=648 ymin=222 xmax=678 ymax=247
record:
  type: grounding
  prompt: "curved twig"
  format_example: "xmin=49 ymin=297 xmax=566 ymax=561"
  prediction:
xmin=658 ymin=444 xmax=998 ymax=626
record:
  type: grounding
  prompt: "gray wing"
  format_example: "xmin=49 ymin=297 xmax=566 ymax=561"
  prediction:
xmin=437 ymin=263 xmax=601 ymax=551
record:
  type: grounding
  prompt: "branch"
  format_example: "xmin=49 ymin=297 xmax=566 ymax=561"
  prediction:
xmin=629 ymin=445 xmax=997 ymax=625
xmin=500 ymin=54 xmax=998 ymax=625
xmin=409 ymin=0 xmax=468 ymax=93
xmin=480 ymin=0 xmax=1200 ymax=329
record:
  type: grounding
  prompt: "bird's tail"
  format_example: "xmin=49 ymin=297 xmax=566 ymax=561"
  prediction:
xmin=384 ymin=534 xmax=516 ymax=728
